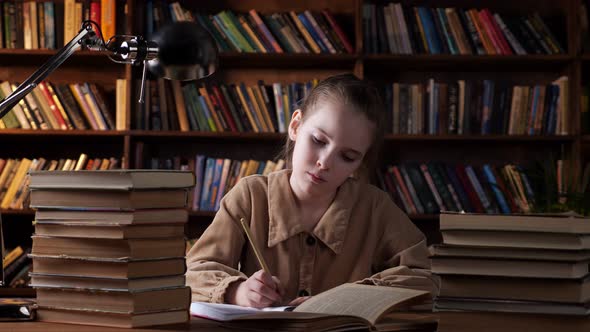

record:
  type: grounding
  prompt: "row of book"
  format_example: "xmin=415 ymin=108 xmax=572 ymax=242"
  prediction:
xmin=0 ymin=80 xmax=121 ymax=131
xmin=377 ymin=162 xmax=538 ymax=215
xmin=432 ymin=212 xmax=590 ymax=315
xmin=29 ymin=170 xmax=193 ymax=327
xmin=363 ymin=3 xmax=564 ymax=55
xmin=137 ymin=79 xmax=317 ymax=132
xmin=0 ymin=154 xmax=120 ymax=210
xmin=1 ymin=246 xmax=31 ymax=288
xmin=382 ymin=76 xmax=569 ymax=136
xmin=158 ymin=1 xmax=353 ymax=54
xmin=0 ymin=0 xmax=125 ymax=50
xmin=141 ymin=155 xmax=286 ymax=212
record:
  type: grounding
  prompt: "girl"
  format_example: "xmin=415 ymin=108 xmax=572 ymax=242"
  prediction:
xmin=186 ymin=74 xmax=439 ymax=308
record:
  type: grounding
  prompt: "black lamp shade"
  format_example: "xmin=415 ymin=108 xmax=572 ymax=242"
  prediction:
xmin=147 ymin=21 xmax=218 ymax=81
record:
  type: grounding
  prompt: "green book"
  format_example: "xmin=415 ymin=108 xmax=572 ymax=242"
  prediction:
xmin=0 ymin=88 xmax=21 ymax=128
xmin=218 ymin=11 xmax=255 ymax=52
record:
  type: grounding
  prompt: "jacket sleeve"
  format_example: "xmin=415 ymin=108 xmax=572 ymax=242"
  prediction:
xmin=185 ymin=179 xmax=252 ymax=303
xmin=355 ymin=194 xmax=440 ymax=298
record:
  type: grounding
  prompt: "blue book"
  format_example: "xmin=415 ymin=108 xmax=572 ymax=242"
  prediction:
xmin=208 ymin=159 xmax=225 ymax=210
xmin=44 ymin=2 xmax=55 ymax=49
xmin=182 ymin=85 xmax=200 ymax=131
xmin=200 ymin=158 xmax=216 ymax=211
xmin=256 ymin=160 xmax=266 ymax=175
xmin=465 ymin=165 xmax=493 ymax=213
xmin=195 ymin=95 xmax=215 ymax=132
xmin=528 ymin=86 xmax=540 ymax=135
xmin=417 ymin=7 xmax=442 ymax=54
xmin=192 ymin=154 xmax=206 ymax=210
xmin=482 ymin=164 xmax=511 ymax=214
xmin=436 ymin=8 xmax=458 ymax=54
xmin=297 ymin=13 xmax=327 ymax=53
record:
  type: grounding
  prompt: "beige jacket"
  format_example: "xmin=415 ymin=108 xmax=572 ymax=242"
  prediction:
xmin=186 ymin=169 xmax=439 ymax=303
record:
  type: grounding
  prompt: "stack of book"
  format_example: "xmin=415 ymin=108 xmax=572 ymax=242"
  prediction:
xmin=431 ymin=212 xmax=590 ymax=315
xmin=27 ymin=169 xmax=195 ymax=328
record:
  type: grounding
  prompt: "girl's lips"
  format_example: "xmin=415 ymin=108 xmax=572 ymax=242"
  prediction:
xmin=308 ymin=172 xmax=326 ymax=183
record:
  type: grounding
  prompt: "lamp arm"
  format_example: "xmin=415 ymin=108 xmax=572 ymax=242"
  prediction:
xmin=0 ymin=23 xmax=101 ymax=119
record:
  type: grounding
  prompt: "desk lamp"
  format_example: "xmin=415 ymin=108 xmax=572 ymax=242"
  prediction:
xmin=0 ymin=20 xmax=218 ymax=320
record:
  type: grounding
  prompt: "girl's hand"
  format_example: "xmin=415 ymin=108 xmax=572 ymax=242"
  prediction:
xmin=226 ymin=270 xmax=285 ymax=308
xmin=288 ymin=296 xmax=312 ymax=306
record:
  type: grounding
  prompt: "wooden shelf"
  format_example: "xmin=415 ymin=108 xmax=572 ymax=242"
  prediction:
xmin=130 ymin=130 xmax=285 ymax=142
xmin=363 ymin=54 xmax=573 ymax=71
xmin=0 ymin=288 xmax=35 ymax=297
xmin=0 ymin=129 xmax=127 ymax=137
xmin=383 ymin=134 xmax=576 ymax=142
xmin=0 ymin=49 xmax=117 ymax=67
xmin=0 ymin=209 xmax=35 ymax=216
xmin=219 ymin=52 xmax=358 ymax=69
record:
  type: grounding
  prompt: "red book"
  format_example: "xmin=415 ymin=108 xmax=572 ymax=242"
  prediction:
xmin=90 ymin=2 xmax=101 ymax=38
xmin=476 ymin=10 xmax=503 ymax=54
xmin=454 ymin=165 xmax=485 ymax=213
xmin=321 ymin=9 xmax=354 ymax=54
xmin=38 ymin=82 xmax=68 ymax=130
xmin=211 ymin=85 xmax=238 ymax=132
xmin=481 ymin=9 xmax=513 ymax=55
xmin=391 ymin=166 xmax=418 ymax=214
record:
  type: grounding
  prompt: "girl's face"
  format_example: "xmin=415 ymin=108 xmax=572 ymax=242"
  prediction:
xmin=288 ymin=102 xmax=375 ymax=201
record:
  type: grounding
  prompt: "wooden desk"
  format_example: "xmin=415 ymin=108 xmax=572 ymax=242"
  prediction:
xmin=1 ymin=312 xmax=589 ymax=331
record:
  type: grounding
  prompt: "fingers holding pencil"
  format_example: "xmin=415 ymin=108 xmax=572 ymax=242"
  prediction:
xmin=225 ymin=218 xmax=284 ymax=307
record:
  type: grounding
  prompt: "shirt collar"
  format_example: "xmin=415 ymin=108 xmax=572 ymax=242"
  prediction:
xmin=267 ymin=170 xmax=358 ymax=254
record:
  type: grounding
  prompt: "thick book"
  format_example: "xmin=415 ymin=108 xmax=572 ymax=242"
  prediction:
xmin=36 ymin=286 xmax=190 ymax=313
xmin=431 ymin=244 xmax=590 ymax=262
xmin=36 ymin=307 xmax=189 ymax=328
xmin=441 ymin=229 xmax=590 ymax=250
xmin=33 ymin=222 xmax=185 ymax=239
xmin=29 ymin=188 xmax=188 ymax=210
xmin=435 ymin=297 xmax=590 ymax=316
xmin=31 ymin=236 xmax=185 ymax=259
xmin=29 ymin=169 xmax=195 ymax=190
xmin=431 ymin=255 xmax=590 ymax=279
xmin=29 ymin=255 xmax=186 ymax=279
xmin=439 ymin=274 xmax=590 ymax=304
xmin=191 ymin=284 xmax=434 ymax=332
xmin=30 ymin=273 xmax=185 ymax=292
xmin=440 ymin=211 xmax=590 ymax=233
xmin=34 ymin=208 xmax=188 ymax=225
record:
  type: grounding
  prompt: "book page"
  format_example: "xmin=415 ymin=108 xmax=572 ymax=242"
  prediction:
xmin=190 ymin=302 xmax=293 ymax=321
xmin=293 ymin=284 xmax=430 ymax=325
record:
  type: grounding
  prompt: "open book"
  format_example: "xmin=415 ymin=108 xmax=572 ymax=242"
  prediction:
xmin=190 ymin=283 xmax=435 ymax=331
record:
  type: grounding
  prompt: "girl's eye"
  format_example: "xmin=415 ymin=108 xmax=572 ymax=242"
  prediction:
xmin=342 ymin=155 xmax=355 ymax=162
xmin=312 ymin=136 xmax=325 ymax=145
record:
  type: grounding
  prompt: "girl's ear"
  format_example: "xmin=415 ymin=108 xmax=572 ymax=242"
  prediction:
xmin=288 ymin=109 xmax=303 ymax=141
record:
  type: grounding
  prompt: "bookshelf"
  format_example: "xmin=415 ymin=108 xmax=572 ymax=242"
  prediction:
xmin=1 ymin=0 xmax=590 ymax=293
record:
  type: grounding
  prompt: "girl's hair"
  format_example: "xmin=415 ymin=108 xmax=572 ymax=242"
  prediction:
xmin=280 ymin=73 xmax=385 ymax=175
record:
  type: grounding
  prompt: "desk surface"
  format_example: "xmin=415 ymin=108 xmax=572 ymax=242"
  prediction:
xmin=1 ymin=312 xmax=589 ymax=332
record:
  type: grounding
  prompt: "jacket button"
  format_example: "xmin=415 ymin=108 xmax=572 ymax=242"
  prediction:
xmin=298 ymin=289 xmax=309 ymax=297
xmin=306 ymin=235 xmax=316 ymax=246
